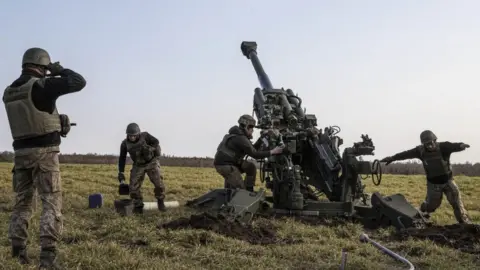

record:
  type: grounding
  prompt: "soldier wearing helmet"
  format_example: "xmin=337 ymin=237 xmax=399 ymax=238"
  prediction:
xmin=381 ymin=130 xmax=471 ymax=224
xmin=117 ymin=123 xmax=166 ymax=213
xmin=213 ymin=114 xmax=284 ymax=191
xmin=3 ymin=47 xmax=86 ymax=268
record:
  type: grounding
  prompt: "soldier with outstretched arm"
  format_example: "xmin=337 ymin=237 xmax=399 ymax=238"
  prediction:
xmin=117 ymin=123 xmax=166 ymax=214
xmin=380 ymin=130 xmax=471 ymax=224
xmin=213 ymin=114 xmax=284 ymax=191
xmin=3 ymin=47 xmax=86 ymax=268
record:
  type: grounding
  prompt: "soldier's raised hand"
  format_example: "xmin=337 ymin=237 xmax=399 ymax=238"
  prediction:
xmin=47 ymin=61 xmax=64 ymax=76
xmin=460 ymin=143 xmax=470 ymax=149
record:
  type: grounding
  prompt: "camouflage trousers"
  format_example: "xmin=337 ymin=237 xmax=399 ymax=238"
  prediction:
xmin=214 ymin=160 xmax=257 ymax=191
xmin=8 ymin=147 xmax=63 ymax=249
xmin=129 ymin=158 xmax=165 ymax=208
xmin=420 ymin=178 xmax=471 ymax=223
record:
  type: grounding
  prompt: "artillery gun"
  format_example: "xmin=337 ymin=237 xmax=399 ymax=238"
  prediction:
xmin=187 ymin=42 xmax=428 ymax=230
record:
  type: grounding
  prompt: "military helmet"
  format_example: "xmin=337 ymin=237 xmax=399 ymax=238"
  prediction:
xmin=420 ymin=130 xmax=437 ymax=143
xmin=238 ymin=114 xmax=256 ymax=127
xmin=22 ymin=48 xmax=51 ymax=67
xmin=126 ymin=123 xmax=140 ymax=135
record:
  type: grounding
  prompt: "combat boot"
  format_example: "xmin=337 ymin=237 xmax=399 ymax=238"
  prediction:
xmin=12 ymin=245 xmax=30 ymax=264
xmin=39 ymin=247 xmax=62 ymax=269
xmin=246 ymin=186 xmax=254 ymax=192
xmin=157 ymin=199 xmax=166 ymax=212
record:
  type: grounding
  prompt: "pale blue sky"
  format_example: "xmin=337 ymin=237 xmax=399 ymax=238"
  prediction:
xmin=1 ymin=1 xmax=479 ymax=163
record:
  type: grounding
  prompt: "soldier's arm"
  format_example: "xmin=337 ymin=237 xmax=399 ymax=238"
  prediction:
xmin=439 ymin=141 xmax=466 ymax=154
xmin=233 ymin=136 xmax=271 ymax=159
xmin=40 ymin=69 xmax=87 ymax=100
xmin=144 ymin=132 xmax=161 ymax=156
xmin=390 ymin=147 xmax=421 ymax=161
xmin=253 ymin=137 xmax=264 ymax=149
xmin=118 ymin=140 xmax=127 ymax=173
xmin=144 ymin=132 xmax=160 ymax=147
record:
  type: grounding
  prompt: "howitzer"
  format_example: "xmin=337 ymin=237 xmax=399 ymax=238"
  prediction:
xmin=187 ymin=42 xmax=427 ymax=230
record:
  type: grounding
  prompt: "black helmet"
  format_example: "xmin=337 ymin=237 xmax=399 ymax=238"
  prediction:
xmin=22 ymin=48 xmax=51 ymax=67
xmin=126 ymin=123 xmax=140 ymax=135
xmin=420 ymin=130 xmax=437 ymax=144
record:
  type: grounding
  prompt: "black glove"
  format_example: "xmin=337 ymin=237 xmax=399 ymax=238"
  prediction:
xmin=118 ymin=172 xmax=125 ymax=183
xmin=460 ymin=143 xmax=470 ymax=149
xmin=47 ymin=61 xmax=64 ymax=76
xmin=59 ymin=114 xmax=71 ymax=137
xmin=380 ymin=156 xmax=394 ymax=165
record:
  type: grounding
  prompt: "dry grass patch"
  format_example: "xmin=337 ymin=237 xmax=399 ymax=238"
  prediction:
xmin=0 ymin=163 xmax=479 ymax=269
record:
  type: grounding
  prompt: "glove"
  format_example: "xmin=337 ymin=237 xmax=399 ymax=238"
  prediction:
xmin=270 ymin=145 xmax=285 ymax=155
xmin=47 ymin=61 xmax=64 ymax=76
xmin=118 ymin=172 xmax=125 ymax=183
xmin=460 ymin=143 xmax=470 ymax=149
xmin=59 ymin=114 xmax=71 ymax=137
xmin=380 ymin=156 xmax=394 ymax=165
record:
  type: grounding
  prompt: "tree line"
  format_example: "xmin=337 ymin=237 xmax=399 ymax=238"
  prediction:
xmin=0 ymin=151 xmax=479 ymax=176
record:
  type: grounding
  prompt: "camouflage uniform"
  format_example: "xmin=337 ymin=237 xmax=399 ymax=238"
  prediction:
xmin=3 ymin=47 xmax=86 ymax=268
xmin=381 ymin=130 xmax=471 ymax=223
xmin=10 ymin=148 xmax=63 ymax=248
xmin=213 ymin=115 xmax=273 ymax=191
xmin=118 ymin=124 xmax=165 ymax=213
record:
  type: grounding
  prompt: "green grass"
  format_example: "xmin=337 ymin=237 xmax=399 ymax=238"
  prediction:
xmin=0 ymin=162 xmax=479 ymax=270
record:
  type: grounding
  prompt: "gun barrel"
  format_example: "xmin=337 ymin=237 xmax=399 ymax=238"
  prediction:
xmin=254 ymin=87 xmax=266 ymax=119
xmin=241 ymin=41 xmax=273 ymax=90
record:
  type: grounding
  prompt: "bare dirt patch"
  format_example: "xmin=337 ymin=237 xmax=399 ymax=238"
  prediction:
xmin=394 ymin=223 xmax=480 ymax=254
xmin=159 ymin=212 xmax=303 ymax=245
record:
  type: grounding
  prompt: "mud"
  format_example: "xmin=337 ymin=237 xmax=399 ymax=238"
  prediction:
xmin=394 ymin=223 xmax=480 ymax=254
xmin=159 ymin=212 xmax=302 ymax=245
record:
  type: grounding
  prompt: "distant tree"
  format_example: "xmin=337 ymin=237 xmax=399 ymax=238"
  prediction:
xmin=0 ymin=151 xmax=478 ymax=176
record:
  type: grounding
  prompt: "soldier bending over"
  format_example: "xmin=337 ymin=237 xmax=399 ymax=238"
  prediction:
xmin=3 ymin=47 xmax=86 ymax=268
xmin=381 ymin=130 xmax=471 ymax=224
xmin=118 ymin=123 xmax=166 ymax=213
xmin=213 ymin=114 xmax=284 ymax=191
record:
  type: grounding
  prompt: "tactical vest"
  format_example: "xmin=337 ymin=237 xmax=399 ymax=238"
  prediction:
xmin=126 ymin=133 xmax=155 ymax=165
xmin=2 ymin=77 xmax=61 ymax=140
xmin=216 ymin=134 xmax=244 ymax=164
xmin=418 ymin=145 xmax=451 ymax=178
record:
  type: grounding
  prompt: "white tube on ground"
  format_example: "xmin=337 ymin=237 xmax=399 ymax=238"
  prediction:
xmin=143 ymin=201 xmax=180 ymax=210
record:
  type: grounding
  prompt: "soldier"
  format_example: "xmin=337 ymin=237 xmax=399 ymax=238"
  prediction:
xmin=117 ymin=123 xmax=166 ymax=213
xmin=3 ymin=47 xmax=86 ymax=268
xmin=381 ymin=130 xmax=471 ymax=224
xmin=213 ymin=114 xmax=284 ymax=191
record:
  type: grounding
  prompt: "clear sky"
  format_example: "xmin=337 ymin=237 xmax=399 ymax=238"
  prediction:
xmin=1 ymin=1 xmax=478 ymax=163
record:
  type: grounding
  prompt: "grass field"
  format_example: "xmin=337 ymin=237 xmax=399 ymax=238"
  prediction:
xmin=0 ymin=162 xmax=479 ymax=270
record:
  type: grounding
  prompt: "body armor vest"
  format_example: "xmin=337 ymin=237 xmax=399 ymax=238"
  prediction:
xmin=3 ymin=77 xmax=61 ymax=140
xmin=126 ymin=133 xmax=155 ymax=165
xmin=418 ymin=144 xmax=451 ymax=178
xmin=216 ymin=134 xmax=245 ymax=164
